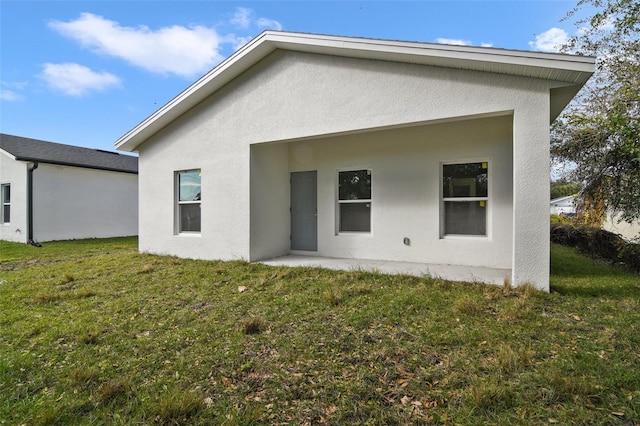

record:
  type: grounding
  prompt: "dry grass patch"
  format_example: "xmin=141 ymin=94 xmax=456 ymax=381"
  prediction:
xmin=97 ymin=378 xmax=130 ymax=404
xmin=243 ymin=316 xmax=265 ymax=335
xmin=152 ymin=390 xmax=206 ymax=425
xmin=453 ymin=296 xmax=483 ymax=316
xmin=69 ymin=366 xmax=100 ymax=388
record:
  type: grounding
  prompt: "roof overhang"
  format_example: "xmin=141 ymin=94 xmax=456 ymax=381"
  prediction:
xmin=7 ymin=155 xmax=137 ymax=174
xmin=115 ymin=31 xmax=595 ymax=152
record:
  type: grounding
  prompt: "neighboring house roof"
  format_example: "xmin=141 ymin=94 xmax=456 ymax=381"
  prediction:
xmin=1 ymin=133 xmax=138 ymax=174
xmin=115 ymin=30 xmax=595 ymax=152
xmin=550 ymin=195 xmax=577 ymax=205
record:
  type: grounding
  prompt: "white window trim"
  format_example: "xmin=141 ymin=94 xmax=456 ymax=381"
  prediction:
xmin=175 ymin=170 xmax=201 ymax=235
xmin=440 ymin=159 xmax=491 ymax=239
xmin=1 ymin=184 xmax=9 ymax=224
xmin=336 ymin=168 xmax=372 ymax=235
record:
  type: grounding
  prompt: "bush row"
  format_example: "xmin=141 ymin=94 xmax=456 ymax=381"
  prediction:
xmin=550 ymin=222 xmax=640 ymax=273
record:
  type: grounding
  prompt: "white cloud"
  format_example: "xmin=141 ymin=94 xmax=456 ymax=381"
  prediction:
xmin=40 ymin=62 xmax=121 ymax=96
xmin=435 ymin=38 xmax=471 ymax=46
xmin=1 ymin=90 xmax=23 ymax=101
xmin=230 ymin=7 xmax=282 ymax=31
xmin=49 ymin=13 xmax=225 ymax=78
xmin=231 ymin=7 xmax=252 ymax=29
xmin=256 ymin=17 xmax=283 ymax=31
xmin=435 ymin=38 xmax=493 ymax=48
xmin=48 ymin=10 xmax=283 ymax=79
xmin=1 ymin=81 xmax=28 ymax=101
xmin=529 ymin=27 xmax=569 ymax=52
xmin=232 ymin=36 xmax=254 ymax=51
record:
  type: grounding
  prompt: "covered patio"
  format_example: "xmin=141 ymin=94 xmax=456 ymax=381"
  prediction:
xmin=259 ymin=255 xmax=511 ymax=285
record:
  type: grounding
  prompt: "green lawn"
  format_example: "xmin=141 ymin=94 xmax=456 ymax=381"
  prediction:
xmin=1 ymin=238 xmax=638 ymax=425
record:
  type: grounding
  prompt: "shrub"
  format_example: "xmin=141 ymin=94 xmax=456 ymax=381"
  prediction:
xmin=550 ymin=223 xmax=640 ymax=273
xmin=550 ymin=214 xmax=575 ymax=225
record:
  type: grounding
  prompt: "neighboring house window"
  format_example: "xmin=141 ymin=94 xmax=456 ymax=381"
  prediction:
xmin=442 ymin=162 xmax=488 ymax=236
xmin=176 ymin=170 xmax=201 ymax=233
xmin=338 ymin=169 xmax=371 ymax=232
xmin=1 ymin=184 xmax=9 ymax=223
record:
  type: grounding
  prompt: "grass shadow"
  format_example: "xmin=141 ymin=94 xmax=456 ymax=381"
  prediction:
xmin=550 ymin=244 xmax=640 ymax=299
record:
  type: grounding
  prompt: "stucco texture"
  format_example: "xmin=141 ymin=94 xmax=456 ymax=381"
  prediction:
xmin=137 ymin=50 xmax=552 ymax=289
xmin=0 ymin=153 xmax=28 ymax=243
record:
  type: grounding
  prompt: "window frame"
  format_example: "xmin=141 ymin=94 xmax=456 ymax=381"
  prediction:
xmin=175 ymin=169 xmax=201 ymax=234
xmin=440 ymin=160 xmax=490 ymax=238
xmin=1 ymin=184 xmax=10 ymax=224
xmin=337 ymin=168 xmax=372 ymax=234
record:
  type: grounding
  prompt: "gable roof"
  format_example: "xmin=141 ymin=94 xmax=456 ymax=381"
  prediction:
xmin=1 ymin=133 xmax=138 ymax=174
xmin=115 ymin=30 xmax=595 ymax=152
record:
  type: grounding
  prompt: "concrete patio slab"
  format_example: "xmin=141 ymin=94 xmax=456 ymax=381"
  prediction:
xmin=258 ymin=255 xmax=511 ymax=286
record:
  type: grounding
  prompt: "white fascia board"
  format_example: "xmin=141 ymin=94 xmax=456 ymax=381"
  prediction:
xmin=115 ymin=31 xmax=595 ymax=152
xmin=268 ymin=31 xmax=595 ymax=77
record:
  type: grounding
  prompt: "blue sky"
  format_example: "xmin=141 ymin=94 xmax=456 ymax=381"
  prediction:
xmin=1 ymin=1 xmax=590 ymax=152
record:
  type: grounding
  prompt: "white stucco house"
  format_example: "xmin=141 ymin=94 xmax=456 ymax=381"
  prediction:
xmin=550 ymin=195 xmax=577 ymax=215
xmin=1 ymin=134 xmax=138 ymax=244
xmin=551 ymin=194 xmax=640 ymax=241
xmin=115 ymin=31 xmax=594 ymax=291
xmin=603 ymin=214 xmax=640 ymax=242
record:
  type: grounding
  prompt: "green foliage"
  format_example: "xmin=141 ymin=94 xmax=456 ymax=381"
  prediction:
xmin=550 ymin=222 xmax=640 ymax=272
xmin=550 ymin=213 xmax=575 ymax=225
xmin=1 ymin=238 xmax=639 ymax=425
xmin=550 ymin=179 xmax=580 ymax=200
xmin=553 ymin=0 xmax=640 ymax=222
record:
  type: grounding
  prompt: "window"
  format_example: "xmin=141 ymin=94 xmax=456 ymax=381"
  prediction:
xmin=442 ymin=162 xmax=488 ymax=236
xmin=176 ymin=170 xmax=201 ymax=233
xmin=1 ymin=184 xmax=9 ymax=223
xmin=338 ymin=169 xmax=371 ymax=232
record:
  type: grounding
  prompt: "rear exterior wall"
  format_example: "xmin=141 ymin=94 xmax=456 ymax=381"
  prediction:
xmin=279 ymin=115 xmax=514 ymax=268
xmin=136 ymin=50 xmax=550 ymax=288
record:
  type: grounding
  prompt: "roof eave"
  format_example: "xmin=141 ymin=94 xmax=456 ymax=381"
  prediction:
xmin=115 ymin=30 xmax=595 ymax=152
xmin=11 ymin=155 xmax=138 ymax=174
xmin=0 ymin=148 xmax=17 ymax=160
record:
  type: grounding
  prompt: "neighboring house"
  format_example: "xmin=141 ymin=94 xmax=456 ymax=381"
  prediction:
xmin=550 ymin=194 xmax=639 ymax=241
xmin=550 ymin=195 xmax=577 ymax=215
xmin=115 ymin=31 xmax=594 ymax=291
xmin=1 ymin=133 xmax=138 ymax=244
xmin=604 ymin=213 xmax=640 ymax=242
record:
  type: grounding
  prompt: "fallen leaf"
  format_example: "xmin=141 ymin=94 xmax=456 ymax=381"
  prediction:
xmin=395 ymin=364 xmax=415 ymax=378
xmin=325 ymin=405 xmax=338 ymax=415
xmin=400 ymin=396 xmax=411 ymax=405
xmin=238 ymin=286 xmax=247 ymax=293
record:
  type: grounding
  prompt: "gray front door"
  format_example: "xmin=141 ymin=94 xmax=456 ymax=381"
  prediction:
xmin=290 ymin=171 xmax=317 ymax=251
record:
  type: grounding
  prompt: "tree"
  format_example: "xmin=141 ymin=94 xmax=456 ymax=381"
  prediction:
xmin=550 ymin=178 xmax=581 ymax=200
xmin=552 ymin=0 xmax=639 ymax=225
